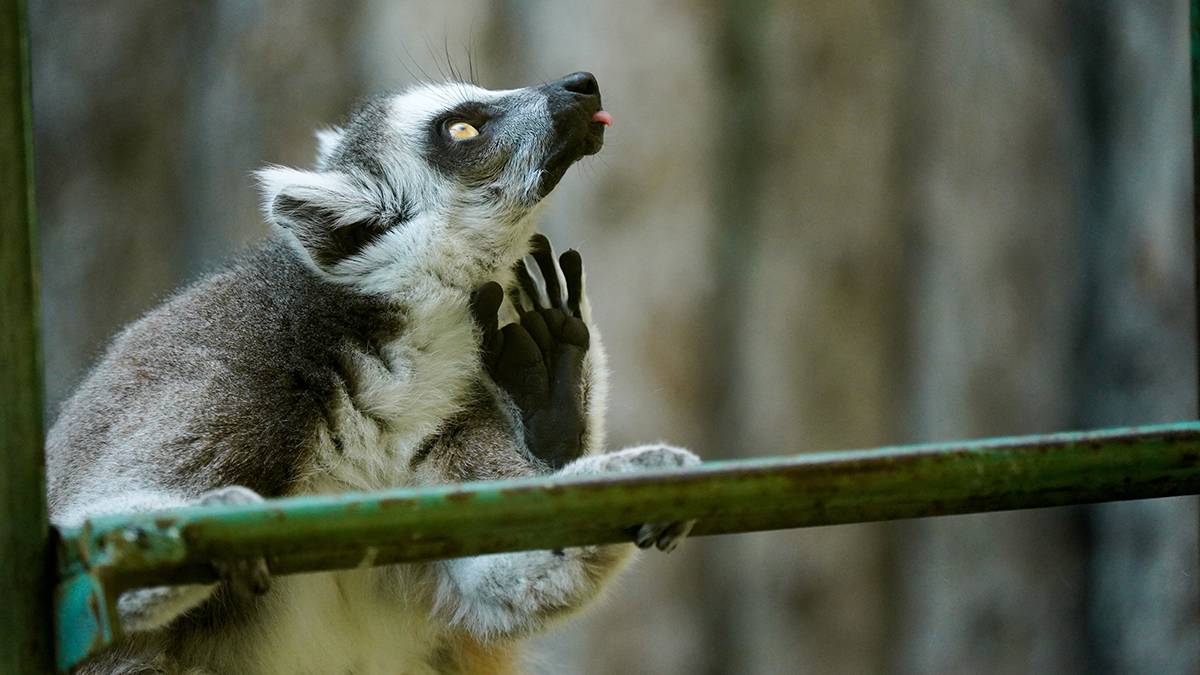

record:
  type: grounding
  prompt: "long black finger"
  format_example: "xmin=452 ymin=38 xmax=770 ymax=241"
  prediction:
xmin=497 ymin=323 xmax=542 ymax=367
xmin=482 ymin=329 xmax=503 ymax=375
xmin=656 ymin=521 xmax=694 ymax=552
xmin=634 ymin=524 xmax=659 ymax=549
xmin=529 ymin=234 xmax=562 ymax=308
xmin=557 ymin=314 xmax=589 ymax=349
xmin=506 ymin=275 xmax=529 ymax=315
xmin=516 ymin=260 xmax=541 ymax=311
xmin=469 ymin=282 xmax=503 ymax=369
xmin=469 ymin=282 xmax=503 ymax=330
xmin=559 ymin=249 xmax=583 ymax=318
xmin=506 ymin=284 xmax=526 ymax=315
xmin=495 ymin=323 xmax=547 ymax=401
xmin=522 ymin=310 xmax=553 ymax=354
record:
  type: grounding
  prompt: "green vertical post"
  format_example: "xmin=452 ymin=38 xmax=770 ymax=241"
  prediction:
xmin=1193 ymin=0 xmax=1200 ymax=574
xmin=1193 ymin=0 xmax=1199 ymax=403
xmin=0 ymin=0 xmax=51 ymax=672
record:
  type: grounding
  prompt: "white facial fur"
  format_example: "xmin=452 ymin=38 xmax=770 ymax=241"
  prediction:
xmin=256 ymin=81 xmax=578 ymax=298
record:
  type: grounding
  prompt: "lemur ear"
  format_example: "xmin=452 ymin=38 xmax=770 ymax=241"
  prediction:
xmin=313 ymin=126 xmax=345 ymax=168
xmin=257 ymin=166 xmax=400 ymax=270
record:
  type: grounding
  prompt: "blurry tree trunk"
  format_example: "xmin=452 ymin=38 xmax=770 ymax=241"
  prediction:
xmin=694 ymin=2 xmax=908 ymax=674
xmin=894 ymin=3 xmax=1090 ymax=673
xmin=1074 ymin=3 xmax=1199 ymax=673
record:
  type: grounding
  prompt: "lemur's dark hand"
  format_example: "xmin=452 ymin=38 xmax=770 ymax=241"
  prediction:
xmin=470 ymin=281 xmax=505 ymax=372
xmin=470 ymin=234 xmax=590 ymax=470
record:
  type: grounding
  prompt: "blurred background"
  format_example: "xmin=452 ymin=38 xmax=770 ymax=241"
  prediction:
xmin=29 ymin=1 xmax=1198 ymax=673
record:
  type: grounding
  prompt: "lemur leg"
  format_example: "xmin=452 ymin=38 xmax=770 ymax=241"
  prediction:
xmin=100 ymin=486 xmax=270 ymax=632
xmin=440 ymin=236 xmax=700 ymax=639
xmin=561 ymin=445 xmax=701 ymax=552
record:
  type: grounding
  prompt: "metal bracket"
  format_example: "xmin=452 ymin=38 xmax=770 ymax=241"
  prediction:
xmin=54 ymin=573 xmax=118 ymax=673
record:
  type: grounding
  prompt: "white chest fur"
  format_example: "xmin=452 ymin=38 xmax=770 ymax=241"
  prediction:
xmin=314 ymin=289 xmax=480 ymax=492
xmin=194 ymin=293 xmax=480 ymax=674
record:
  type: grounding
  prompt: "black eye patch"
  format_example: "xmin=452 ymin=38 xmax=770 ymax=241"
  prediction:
xmin=424 ymin=101 xmax=510 ymax=185
xmin=433 ymin=101 xmax=495 ymax=137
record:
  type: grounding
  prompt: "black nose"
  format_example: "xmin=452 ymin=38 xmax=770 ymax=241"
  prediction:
xmin=554 ymin=71 xmax=600 ymax=97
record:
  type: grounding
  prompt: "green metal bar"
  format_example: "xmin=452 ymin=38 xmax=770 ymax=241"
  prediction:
xmin=0 ymin=0 xmax=52 ymax=672
xmin=56 ymin=422 xmax=1200 ymax=668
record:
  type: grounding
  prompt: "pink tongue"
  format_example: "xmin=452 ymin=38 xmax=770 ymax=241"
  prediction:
xmin=591 ymin=110 xmax=614 ymax=127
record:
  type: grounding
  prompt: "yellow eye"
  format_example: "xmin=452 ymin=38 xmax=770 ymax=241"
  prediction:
xmin=447 ymin=121 xmax=479 ymax=140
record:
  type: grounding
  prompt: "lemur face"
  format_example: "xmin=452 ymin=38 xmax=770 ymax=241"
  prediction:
xmin=257 ymin=73 xmax=610 ymax=288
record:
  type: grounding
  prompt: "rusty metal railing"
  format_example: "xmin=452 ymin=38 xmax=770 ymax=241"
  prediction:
xmin=52 ymin=422 xmax=1200 ymax=670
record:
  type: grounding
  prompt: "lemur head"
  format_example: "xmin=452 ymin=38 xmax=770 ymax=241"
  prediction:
xmin=257 ymin=72 xmax=611 ymax=292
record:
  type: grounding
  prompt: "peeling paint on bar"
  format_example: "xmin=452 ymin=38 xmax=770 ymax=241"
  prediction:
xmin=55 ymin=422 xmax=1200 ymax=670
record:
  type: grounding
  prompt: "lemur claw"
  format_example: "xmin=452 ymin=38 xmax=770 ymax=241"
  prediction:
xmin=214 ymin=557 xmax=271 ymax=598
xmin=470 ymin=281 xmax=505 ymax=373
xmin=635 ymin=521 xmax=695 ymax=553
xmin=199 ymin=486 xmax=272 ymax=599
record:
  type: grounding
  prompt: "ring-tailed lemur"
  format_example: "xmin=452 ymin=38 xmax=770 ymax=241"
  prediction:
xmin=47 ymin=72 xmax=699 ymax=674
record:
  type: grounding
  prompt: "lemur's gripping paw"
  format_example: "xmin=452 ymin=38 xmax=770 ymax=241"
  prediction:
xmin=472 ymin=234 xmax=590 ymax=470
xmin=635 ymin=521 xmax=694 ymax=553
xmin=566 ymin=444 xmax=702 ymax=553
xmin=198 ymin=486 xmax=271 ymax=598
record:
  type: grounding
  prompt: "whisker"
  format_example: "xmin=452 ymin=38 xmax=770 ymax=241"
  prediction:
xmin=465 ymin=27 xmax=478 ymax=86
xmin=398 ymin=39 xmax=434 ymax=85
xmin=422 ymin=33 xmax=449 ymax=82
